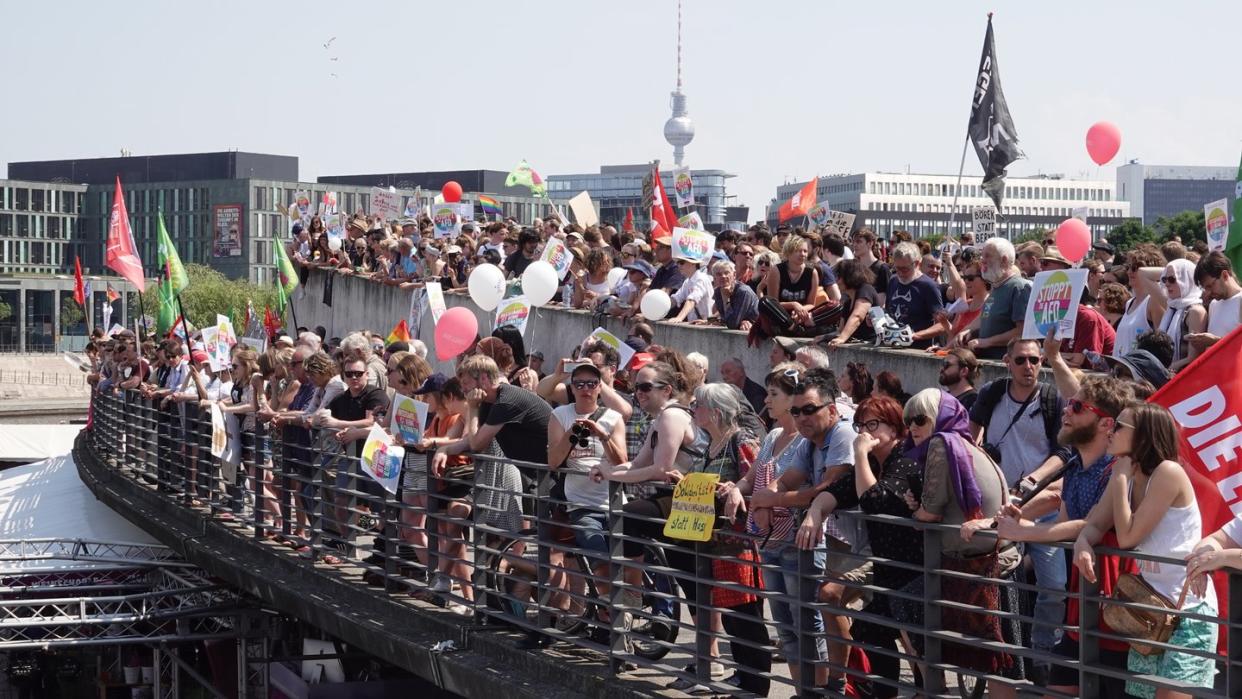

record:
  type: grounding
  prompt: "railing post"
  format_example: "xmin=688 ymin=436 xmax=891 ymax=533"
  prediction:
xmin=795 ymin=545 xmax=818 ymax=698
xmin=694 ymin=540 xmax=712 ymax=687
xmin=1229 ymin=572 xmax=1242 ymax=697
xmin=273 ymin=429 xmax=292 ymax=541
xmin=922 ymin=525 xmax=944 ymax=695
xmin=1077 ymin=555 xmax=1100 ymax=698
xmin=535 ymin=465 xmax=554 ymax=632
xmin=250 ymin=426 xmax=263 ymax=540
xmin=607 ymin=479 xmax=625 ymax=670
xmin=382 ymin=485 xmax=399 ymax=593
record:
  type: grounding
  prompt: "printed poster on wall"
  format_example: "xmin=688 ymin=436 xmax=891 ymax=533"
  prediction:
xmin=495 ymin=296 xmax=531 ymax=335
xmin=671 ymin=227 xmax=715 ymax=264
xmin=540 ymin=236 xmax=572 ymax=280
xmin=370 ymin=187 xmax=402 ymax=221
xmin=1205 ymin=198 xmax=1229 ymax=252
xmin=425 ymin=281 xmax=447 ymax=324
xmin=1022 ymin=268 xmax=1088 ymax=341
xmin=212 ymin=204 xmax=243 ymax=257
xmin=432 ymin=204 xmax=460 ymax=239
xmin=390 ymin=394 xmax=429 ymax=446
xmin=672 ymin=167 xmax=694 ymax=209
xmin=360 ymin=424 xmax=404 ymax=494
xmin=825 ymin=211 xmax=856 ymax=238
xmin=580 ymin=326 xmax=635 ymax=372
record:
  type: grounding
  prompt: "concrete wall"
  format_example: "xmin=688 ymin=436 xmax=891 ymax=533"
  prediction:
xmin=291 ymin=269 xmax=1013 ymax=392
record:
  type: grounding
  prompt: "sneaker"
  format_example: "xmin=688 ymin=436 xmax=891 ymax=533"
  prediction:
xmin=667 ymin=662 xmax=725 ymax=691
xmin=447 ymin=602 xmax=472 ymax=616
xmin=428 ymin=572 xmax=452 ymax=594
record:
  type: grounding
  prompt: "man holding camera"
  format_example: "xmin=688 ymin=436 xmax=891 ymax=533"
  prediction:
xmin=968 ymin=336 xmax=1069 ymax=683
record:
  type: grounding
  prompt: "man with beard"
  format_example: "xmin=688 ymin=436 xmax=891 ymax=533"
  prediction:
xmin=937 ymin=347 xmax=979 ymax=410
xmin=983 ymin=370 xmax=1136 ymax=695
xmin=957 ymin=237 xmax=1031 ymax=360
xmin=503 ymin=228 xmax=541 ymax=278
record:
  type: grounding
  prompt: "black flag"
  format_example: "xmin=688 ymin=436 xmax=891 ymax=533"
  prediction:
xmin=968 ymin=15 xmax=1022 ymax=210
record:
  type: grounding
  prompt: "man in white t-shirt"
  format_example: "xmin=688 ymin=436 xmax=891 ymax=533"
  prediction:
xmin=668 ymin=254 xmax=714 ymax=322
xmin=1190 ymin=251 xmax=1242 ymax=356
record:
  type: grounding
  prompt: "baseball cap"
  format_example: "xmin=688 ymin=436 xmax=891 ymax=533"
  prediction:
xmin=623 ymin=259 xmax=656 ymax=278
xmin=628 ymin=352 xmax=655 ymax=371
xmin=569 ymin=362 xmax=603 ymax=379
xmin=292 ymin=222 xmax=304 ymax=235
xmin=413 ymin=373 xmax=449 ymax=395
xmin=530 ymin=350 xmax=545 ymax=360
xmin=1092 ymin=240 xmax=1116 ymax=254
xmin=191 ymin=350 xmax=210 ymax=364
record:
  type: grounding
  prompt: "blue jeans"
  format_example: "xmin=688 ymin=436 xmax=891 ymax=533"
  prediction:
xmin=761 ymin=546 xmax=827 ymax=661
xmin=1027 ymin=512 xmax=1067 ymax=655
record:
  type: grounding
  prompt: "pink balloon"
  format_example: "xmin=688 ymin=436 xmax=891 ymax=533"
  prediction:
xmin=1055 ymin=218 xmax=1091 ymax=263
xmin=434 ymin=307 xmax=478 ymax=360
xmin=1085 ymin=121 xmax=1121 ymax=166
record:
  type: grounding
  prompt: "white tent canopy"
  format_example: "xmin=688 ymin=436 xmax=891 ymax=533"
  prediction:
xmin=0 ymin=424 xmax=82 ymax=462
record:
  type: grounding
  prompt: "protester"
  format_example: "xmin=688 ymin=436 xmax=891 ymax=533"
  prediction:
xmin=959 ymin=238 xmax=1029 ymax=360
xmin=937 ymin=347 xmax=979 ymax=410
xmin=1189 ymin=250 xmax=1242 ymax=356
xmin=1154 ymin=258 xmax=1206 ymax=369
xmin=719 ymin=357 xmax=766 ymax=416
xmin=823 ymin=258 xmax=879 ymax=347
xmin=706 ymin=260 xmax=758 ymax=330
xmin=849 ymin=228 xmax=889 ymax=307
xmin=759 ymin=235 xmax=820 ymax=329
xmin=885 ymin=242 xmax=947 ymax=349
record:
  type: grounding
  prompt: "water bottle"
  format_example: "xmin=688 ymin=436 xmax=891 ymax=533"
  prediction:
xmin=561 ymin=283 xmax=572 ymax=306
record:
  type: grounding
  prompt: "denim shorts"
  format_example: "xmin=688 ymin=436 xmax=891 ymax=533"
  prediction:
xmin=1125 ymin=600 xmax=1218 ymax=699
xmin=568 ymin=509 xmax=609 ymax=556
xmin=761 ymin=546 xmax=827 ymax=660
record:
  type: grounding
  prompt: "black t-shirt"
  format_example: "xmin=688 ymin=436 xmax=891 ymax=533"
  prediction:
xmin=504 ymin=250 xmax=535 ymax=278
xmin=651 ymin=260 xmax=686 ymax=293
xmin=870 ymin=260 xmax=891 ymax=296
xmin=954 ymin=388 xmax=978 ymax=412
xmin=479 ymin=383 xmax=551 ymax=465
xmin=841 ymin=283 xmax=881 ymax=342
xmin=327 ymin=386 xmax=389 ymax=457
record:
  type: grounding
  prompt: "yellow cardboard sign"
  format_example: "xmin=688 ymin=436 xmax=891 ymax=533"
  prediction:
xmin=663 ymin=472 xmax=719 ymax=542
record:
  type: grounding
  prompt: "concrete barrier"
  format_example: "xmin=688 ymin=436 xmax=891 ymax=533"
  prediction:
xmin=291 ymin=268 xmax=1014 ymax=392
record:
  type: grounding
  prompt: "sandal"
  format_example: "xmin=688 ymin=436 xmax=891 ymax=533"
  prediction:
xmin=322 ymin=554 xmax=344 ymax=565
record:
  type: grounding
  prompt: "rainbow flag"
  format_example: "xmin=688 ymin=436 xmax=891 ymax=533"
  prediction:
xmin=386 ymin=319 xmax=411 ymax=345
xmin=478 ymin=195 xmax=502 ymax=217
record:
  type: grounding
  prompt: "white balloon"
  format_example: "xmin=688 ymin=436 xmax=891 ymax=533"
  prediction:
xmin=327 ymin=236 xmax=342 ymax=252
xmin=467 ymin=263 xmax=506 ymax=311
xmin=521 ymin=261 xmax=559 ymax=306
xmin=640 ymin=289 xmax=672 ymax=320
xmin=606 ymin=267 xmax=627 ymax=290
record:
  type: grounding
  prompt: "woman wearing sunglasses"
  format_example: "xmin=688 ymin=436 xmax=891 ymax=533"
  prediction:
xmin=891 ymin=388 xmax=1021 ymax=697
xmin=794 ymin=395 xmax=921 ymax=699
xmin=1155 ymin=258 xmax=1206 ymax=370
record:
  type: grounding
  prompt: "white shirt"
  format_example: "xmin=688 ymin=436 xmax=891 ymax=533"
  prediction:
xmin=672 ymin=269 xmax=714 ymax=321
xmin=552 ymin=404 xmax=622 ymax=509
xmin=1207 ymin=290 xmax=1242 ymax=338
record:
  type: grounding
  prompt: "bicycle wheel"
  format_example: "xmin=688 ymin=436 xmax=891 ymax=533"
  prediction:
xmin=631 ymin=567 xmax=679 ymax=661
xmin=956 ymin=672 xmax=985 ymax=699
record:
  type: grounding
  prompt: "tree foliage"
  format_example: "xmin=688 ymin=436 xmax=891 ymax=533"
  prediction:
xmin=1012 ymin=228 xmax=1048 ymax=246
xmin=1152 ymin=210 xmax=1206 ymax=245
xmin=140 ymin=264 xmax=279 ymax=333
xmin=0 ymin=299 xmax=11 ymax=323
xmin=1106 ymin=219 xmax=1158 ymax=254
xmin=59 ymin=295 xmax=85 ymax=331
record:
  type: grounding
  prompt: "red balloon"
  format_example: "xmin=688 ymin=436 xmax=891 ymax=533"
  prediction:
xmin=1085 ymin=121 xmax=1121 ymax=166
xmin=1055 ymin=218 xmax=1092 ymax=263
xmin=441 ymin=181 xmax=463 ymax=203
xmin=434 ymin=306 xmax=478 ymax=360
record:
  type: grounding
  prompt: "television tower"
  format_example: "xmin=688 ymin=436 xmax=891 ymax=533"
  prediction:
xmin=662 ymin=0 xmax=694 ymax=166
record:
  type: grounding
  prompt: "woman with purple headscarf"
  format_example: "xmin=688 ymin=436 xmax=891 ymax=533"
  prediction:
xmin=891 ymin=388 xmax=1022 ymax=696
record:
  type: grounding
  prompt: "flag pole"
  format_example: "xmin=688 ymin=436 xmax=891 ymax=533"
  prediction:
xmin=175 ymin=296 xmax=192 ymax=345
xmin=136 ymin=289 xmax=150 ymax=341
xmin=946 ymin=134 xmax=972 ymax=241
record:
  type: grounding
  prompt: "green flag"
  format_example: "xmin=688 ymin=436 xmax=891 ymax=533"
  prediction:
xmin=155 ymin=211 xmax=186 ymax=336
xmin=1227 ymin=151 xmax=1242 ymax=278
xmin=275 ymin=275 xmax=289 ymax=316
xmin=273 ymin=237 xmax=299 ymax=296
xmin=505 ymin=159 xmax=546 ymax=198
xmin=155 ymin=274 xmax=176 ymax=336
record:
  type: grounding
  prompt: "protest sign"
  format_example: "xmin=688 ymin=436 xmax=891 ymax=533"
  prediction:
xmin=216 ymin=314 xmax=237 ymax=348
xmin=677 ymin=211 xmax=705 ymax=231
xmin=568 ymin=191 xmax=599 ymax=228
xmin=673 ymin=167 xmax=694 ymax=208
xmin=107 ymin=323 xmax=126 ymax=337
xmin=239 ymin=336 xmax=266 ymax=353
xmin=432 ymin=204 xmax=460 ymax=239
xmin=319 ymin=192 xmax=338 ymax=218
xmin=425 ymin=281 xmax=447 ymax=324
xmin=540 ymin=236 xmax=572 ymax=280
xmin=403 ymin=190 xmax=421 ymax=218
xmin=360 ymin=424 xmax=404 ymax=494
xmin=1072 ymin=206 xmax=1089 ymax=224
xmin=293 ymin=191 xmax=312 ymax=220
xmin=807 ymin=205 xmax=830 ymax=227
xmin=972 ymin=206 xmax=996 ymax=238
xmin=663 ymin=472 xmax=720 ymax=542
xmin=1022 ymin=269 xmax=1087 ymax=340
xmin=1205 ymin=198 xmax=1229 ymax=252
xmin=200 ymin=327 xmax=228 ymax=372
xmin=458 ymin=202 xmax=475 ymax=223
xmin=825 ymin=211 xmax=856 ymax=238
xmin=390 ymin=394 xmax=429 ymax=446
xmin=495 ymin=296 xmax=532 ymax=335
xmin=581 ymin=326 xmax=635 ymax=371
xmin=408 ymin=287 xmax=427 ymax=338
xmin=370 ymin=188 xmax=402 ymax=221
xmin=210 ymin=403 xmax=228 ymax=459
xmin=671 ymin=227 xmax=715 ymax=264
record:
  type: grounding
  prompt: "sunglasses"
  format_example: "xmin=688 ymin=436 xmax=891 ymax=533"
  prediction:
xmin=1160 ymin=276 xmax=1178 ymax=285
xmin=1068 ymin=398 xmax=1112 ymax=419
xmin=789 ymin=403 xmax=828 ymax=417
xmin=1011 ymin=356 xmax=1041 ymax=366
xmin=853 ymin=419 xmax=883 ymax=433
xmin=571 ymin=379 xmax=600 ymax=390
xmin=343 ymin=370 xmax=366 ymax=379
xmin=635 ymin=381 xmax=667 ymax=393
xmin=1111 ymin=419 xmax=1135 ymax=434
xmin=736 ymin=250 xmax=755 ymax=256
xmin=905 ymin=414 xmax=932 ymax=428
xmin=961 ymin=274 xmax=982 ymax=282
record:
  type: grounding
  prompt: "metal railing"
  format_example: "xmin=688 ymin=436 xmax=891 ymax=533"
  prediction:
xmin=0 ymin=369 xmax=87 ymax=387
xmin=84 ymin=390 xmax=1242 ymax=698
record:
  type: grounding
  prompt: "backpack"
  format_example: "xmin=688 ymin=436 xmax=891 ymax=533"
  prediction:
xmin=972 ymin=378 xmax=1062 ymax=456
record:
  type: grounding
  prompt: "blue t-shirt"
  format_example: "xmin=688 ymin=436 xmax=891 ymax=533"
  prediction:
xmin=1063 ymin=450 xmax=1114 ymax=521
xmin=787 ymin=419 xmax=855 ymax=487
xmin=885 ymin=274 xmax=944 ymax=338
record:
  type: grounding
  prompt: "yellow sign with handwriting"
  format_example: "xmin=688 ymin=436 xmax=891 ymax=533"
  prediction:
xmin=663 ymin=472 xmax=719 ymax=542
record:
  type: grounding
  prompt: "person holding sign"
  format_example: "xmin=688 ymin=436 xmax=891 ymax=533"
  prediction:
xmin=758 ymin=235 xmax=820 ymax=328
xmin=668 ymin=252 xmax=714 ymax=323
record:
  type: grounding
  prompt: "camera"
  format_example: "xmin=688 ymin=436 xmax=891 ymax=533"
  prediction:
xmin=905 ymin=472 xmax=924 ymax=501
xmin=569 ymin=422 xmax=592 ymax=449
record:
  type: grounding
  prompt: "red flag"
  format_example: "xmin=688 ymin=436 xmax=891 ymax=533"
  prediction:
xmin=73 ymin=256 xmax=86 ymax=307
xmin=106 ymin=284 xmax=120 ymax=303
xmin=623 ymin=207 xmax=635 ymax=233
xmin=1151 ymin=324 xmax=1242 ymax=636
xmin=651 ymin=165 xmax=677 ymax=233
xmin=778 ymin=177 xmax=818 ymax=222
xmin=106 ymin=176 xmax=146 ymax=292
xmin=387 ymin=319 xmax=411 ymax=344
xmin=263 ymin=305 xmax=279 ymax=340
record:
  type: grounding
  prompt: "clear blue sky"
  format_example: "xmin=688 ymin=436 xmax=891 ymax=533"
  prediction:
xmin=2 ymin=1 xmax=1237 ymax=213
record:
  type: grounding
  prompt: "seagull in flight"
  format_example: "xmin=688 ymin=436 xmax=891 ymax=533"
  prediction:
xmin=323 ymin=36 xmax=336 ymax=49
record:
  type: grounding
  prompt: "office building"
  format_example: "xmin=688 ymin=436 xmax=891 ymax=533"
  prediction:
xmin=547 ymin=164 xmax=741 ymax=229
xmin=317 ymin=169 xmax=560 ymax=224
xmin=767 ymin=172 xmax=1130 ymax=241
xmin=1115 ymin=162 xmax=1236 ymax=225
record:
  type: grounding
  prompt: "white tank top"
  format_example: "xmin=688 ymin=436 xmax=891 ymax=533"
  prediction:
xmin=1131 ymin=477 xmax=1215 ymax=609
xmin=1113 ymin=295 xmax=1151 ymax=357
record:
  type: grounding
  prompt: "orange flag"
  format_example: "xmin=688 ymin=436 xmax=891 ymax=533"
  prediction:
xmin=387 ymin=319 xmax=411 ymax=345
xmin=778 ymin=177 xmax=818 ymax=222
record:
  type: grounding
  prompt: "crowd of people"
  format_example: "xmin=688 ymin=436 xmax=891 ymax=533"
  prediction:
xmin=82 ymin=210 xmax=1242 ymax=698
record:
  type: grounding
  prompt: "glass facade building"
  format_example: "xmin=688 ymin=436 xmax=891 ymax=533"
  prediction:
xmin=547 ymin=164 xmax=740 ymax=229
xmin=1116 ymin=163 xmax=1236 ymax=225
